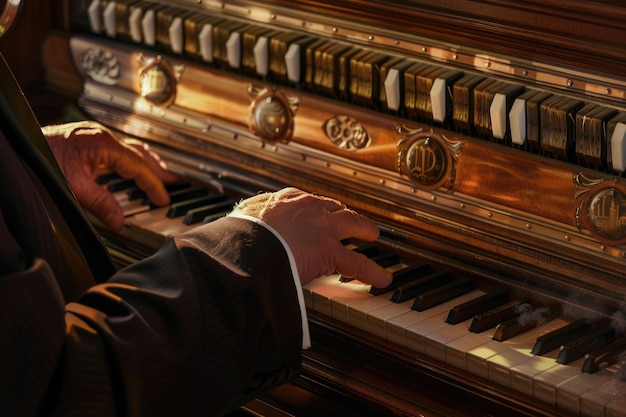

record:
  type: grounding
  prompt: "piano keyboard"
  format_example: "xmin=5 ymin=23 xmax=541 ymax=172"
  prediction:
xmin=96 ymin=173 xmax=237 ymax=259
xmin=98 ymin=172 xmax=626 ymax=416
xmin=302 ymin=244 xmax=626 ymax=417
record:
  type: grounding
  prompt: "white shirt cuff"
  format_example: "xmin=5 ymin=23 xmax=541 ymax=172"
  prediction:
xmin=228 ymin=213 xmax=311 ymax=349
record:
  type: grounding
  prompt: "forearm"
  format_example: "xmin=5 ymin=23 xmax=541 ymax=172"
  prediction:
xmin=2 ymin=217 xmax=303 ymax=417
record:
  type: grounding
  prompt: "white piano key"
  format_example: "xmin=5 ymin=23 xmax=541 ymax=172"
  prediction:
xmin=383 ymin=68 xmax=401 ymax=111
xmin=132 ymin=217 xmax=195 ymax=238
xmin=87 ymin=0 xmax=102 ymax=33
xmin=424 ymin=318 xmax=480 ymax=362
xmin=329 ymin=282 xmax=372 ymax=324
xmin=169 ymin=17 xmax=184 ymax=54
xmin=386 ymin=290 xmax=479 ymax=348
xmin=366 ymin=299 xmax=415 ymax=339
xmin=405 ymin=290 xmax=483 ymax=355
xmin=347 ymin=293 xmax=395 ymax=331
xmin=421 ymin=290 xmax=492 ymax=360
xmin=507 ymin=319 xmax=568 ymax=398
xmin=580 ymin=364 xmax=626 ymax=417
xmin=610 ymin=122 xmax=626 ymax=172
xmin=445 ymin=331 xmax=495 ymax=371
xmin=253 ymin=36 xmax=269 ymax=77
xmin=509 ymin=97 xmax=527 ymax=145
xmin=129 ymin=7 xmax=143 ymax=42
xmin=119 ymin=198 xmax=150 ymax=216
xmin=306 ymin=275 xmax=369 ymax=317
xmin=336 ymin=262 xmax=406 ymax=327
xmin=103 ymin=1 xmax=116 ymax=38
xmin=226 ymin=31 xmax=241 ymax=69
xmin=430 ymin=77 xmax=447 ymax=122
xmin=488 ymin=347 xmax=535 ymax=387
xmin=284 ymin=44 xmax=301 ymax=83
xmin=467 ymin=339 xmax=513 ymax=379
xmin=534 ymin=364 xmax=581 ymax=406
xmin=302 ymin=274 xmax=341 ymax=311
xmin=510 ymin=355 xmax=560 ymax=397
xmin=485 ymin=318 xmax=568 ymax=388
xmin=141 ymin=9 xmax=156 ymax=47
xmin=557 ymin=368 xmax=616 ymax=415
xmin=606 ymin=396 xmax=626 ymax=417
xmin=490 ymin=92 xmax=508 ymax=139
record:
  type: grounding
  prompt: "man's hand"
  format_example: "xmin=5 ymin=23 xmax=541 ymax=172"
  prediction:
xmin=43 ymin=121 xmax=178 ymax=231
xmin=230 ymin=188 xmax=392 ymax=287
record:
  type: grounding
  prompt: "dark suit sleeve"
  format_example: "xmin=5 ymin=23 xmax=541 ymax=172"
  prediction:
xmin=1 ymin=216 xmax=303 ymax=417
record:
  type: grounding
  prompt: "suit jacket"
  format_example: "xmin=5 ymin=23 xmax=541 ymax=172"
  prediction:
xmin=0 ymin=55 xmax=303 ymax=416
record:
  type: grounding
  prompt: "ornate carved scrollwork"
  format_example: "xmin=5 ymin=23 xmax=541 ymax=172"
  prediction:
xmin=80 ymin=48 xmax=122 ymax=86
xmin=322 ymin=115 xmax=370 ymax=150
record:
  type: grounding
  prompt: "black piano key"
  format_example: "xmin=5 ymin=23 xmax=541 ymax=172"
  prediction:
xmin=557 ymin=325 xmax=616 ymax=365
xmin=369 ymin=262 xmax=431 ymax=296
xmin=582 ymin=336 xmax=626 ymax=374
xmin=145 ymin=185 xmax=209 ymax=208
xmin=531 ymin=318 xmax=595 ymax=355
xmin=183 ymin=199 xmax=235 ymax=224
xmin=492 ymin=306 xmax=556 ymax=341
xmin=390 ymin=270 xmax=451 ymax=303
xmin=167 ymin=194 xmax=228 ymax=218
xmin=446 ymin=288 xmax=509 ymax=325
xmin=107 ymin=178 xmax=136 ymax=192
xmin=411 ymin=277 xmax=474 ymax=312
xmin=469 ymin=299 xmax=531 ymax=333
xmin=370 ymin=252 xmax=401 ymax=268
xmin=129 ymin=181 xmax=191 ymax=201
xmin=353 ymin=244 xmax=379 ymax=258
xmin=202 ymin=211 xmax=231 ymax=224
xmin=96 ymin=171 xmax=121 ymax=185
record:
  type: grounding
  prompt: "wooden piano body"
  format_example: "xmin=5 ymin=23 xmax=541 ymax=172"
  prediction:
xmin=3 ymin=0 xmax=626 ymax=415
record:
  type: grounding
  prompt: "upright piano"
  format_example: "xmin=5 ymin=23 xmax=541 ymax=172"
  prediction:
xmin=3 ymin=0 xmax=626 ymax=415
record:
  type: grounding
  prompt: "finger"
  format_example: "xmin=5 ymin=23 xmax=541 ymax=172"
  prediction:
xmin=330 ymin=209 xmax=380 ymax=241
xmin=333 ymin=248 xmax=392 ymax=288
xmin=106 ymin=145 xmax=171 ymax=206
xmin=78 ymin=182 xmax=125 ymax=231
xmin=127 ymin=141 xmax=180 ymax=184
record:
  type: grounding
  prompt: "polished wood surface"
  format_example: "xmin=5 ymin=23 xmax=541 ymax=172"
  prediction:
xmin=260 ymin=0 xmax=626 ymax=79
